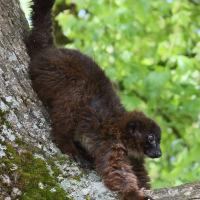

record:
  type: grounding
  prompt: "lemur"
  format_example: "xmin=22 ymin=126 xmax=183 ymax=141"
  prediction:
xmin=26 ymin=0 xmax=162 ymax=199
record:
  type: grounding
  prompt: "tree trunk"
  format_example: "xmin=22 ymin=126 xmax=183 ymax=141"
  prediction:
xmin=0 ymin=0 xmax=199 ymax=199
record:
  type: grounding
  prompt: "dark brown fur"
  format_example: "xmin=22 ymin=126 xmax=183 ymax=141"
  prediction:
xmin=26 ymin=0 xmax=162 ymax=199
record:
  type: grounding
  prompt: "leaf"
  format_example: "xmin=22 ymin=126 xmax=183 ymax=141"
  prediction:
xmin=170 ymin=139 xmax=183 ymax=153
xmin=176 ymin=55 xmax=193 ymax=73
xmin=104 ymin=67 xmax=117 ymax=81
xmin=120 ymin=94 xmax=141 ymax=111
xmin=144 ymin=71 xmax=171 ymax=89
xmin=171 ymin=11 xmax=191 ymax=27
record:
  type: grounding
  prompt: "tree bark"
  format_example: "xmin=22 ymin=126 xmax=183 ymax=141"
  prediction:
xmin=144 ymin=181 xmax=200 ymax=200
xmin=0 ymin=0 xmax=121 ymax=199
xmin=0 ymin=0 xmax=199 ymax=199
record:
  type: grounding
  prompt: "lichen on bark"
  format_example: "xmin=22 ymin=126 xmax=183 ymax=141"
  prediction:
xmin=0 ymin=0 xmax=121 ymax=199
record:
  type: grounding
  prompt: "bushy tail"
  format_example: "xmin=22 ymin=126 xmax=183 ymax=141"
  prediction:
xmin=26 ymin=0 xmax=56 ymax=58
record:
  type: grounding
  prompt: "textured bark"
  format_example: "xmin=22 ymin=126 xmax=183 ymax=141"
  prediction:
xmin=0 ymin=0 xmax=120 ymax=199
xmin=144 ymin=181 xmax=200 ymax=200
xmin=0 ymin=0 xmax=199 ymax=200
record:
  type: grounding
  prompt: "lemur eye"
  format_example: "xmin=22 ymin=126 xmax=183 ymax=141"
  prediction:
xmin=148 ymin=134 xmax=154 ymax=143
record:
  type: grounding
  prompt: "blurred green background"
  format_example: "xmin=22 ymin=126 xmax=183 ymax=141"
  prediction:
xmin=20 ymin=0 xmax=200 ymax=189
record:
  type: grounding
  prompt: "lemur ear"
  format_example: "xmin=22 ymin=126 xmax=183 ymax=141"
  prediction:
xmin=126 ymin=121 xmax=139 ymax=135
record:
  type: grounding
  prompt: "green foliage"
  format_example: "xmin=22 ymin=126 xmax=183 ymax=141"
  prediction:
xmin=21 ymin=0 xmax=200 ymax=189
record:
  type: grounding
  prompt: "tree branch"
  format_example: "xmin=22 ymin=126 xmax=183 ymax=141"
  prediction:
xmin=144 ymin=181 xmax=200 ymax=200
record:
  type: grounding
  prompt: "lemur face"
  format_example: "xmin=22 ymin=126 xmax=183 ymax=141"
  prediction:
xmin=126 ymin=112 xmax=162 ymax=159
xmin=144 ymin=132 xmax=162 ymax=158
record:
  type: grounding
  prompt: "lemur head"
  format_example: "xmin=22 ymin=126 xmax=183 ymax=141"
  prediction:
xmin=123 ymin=110 xmax=162 ymax=159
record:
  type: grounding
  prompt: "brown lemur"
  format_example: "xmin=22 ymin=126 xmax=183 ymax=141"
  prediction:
xmin=26 ymin=0 xmax=162 ymax=199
